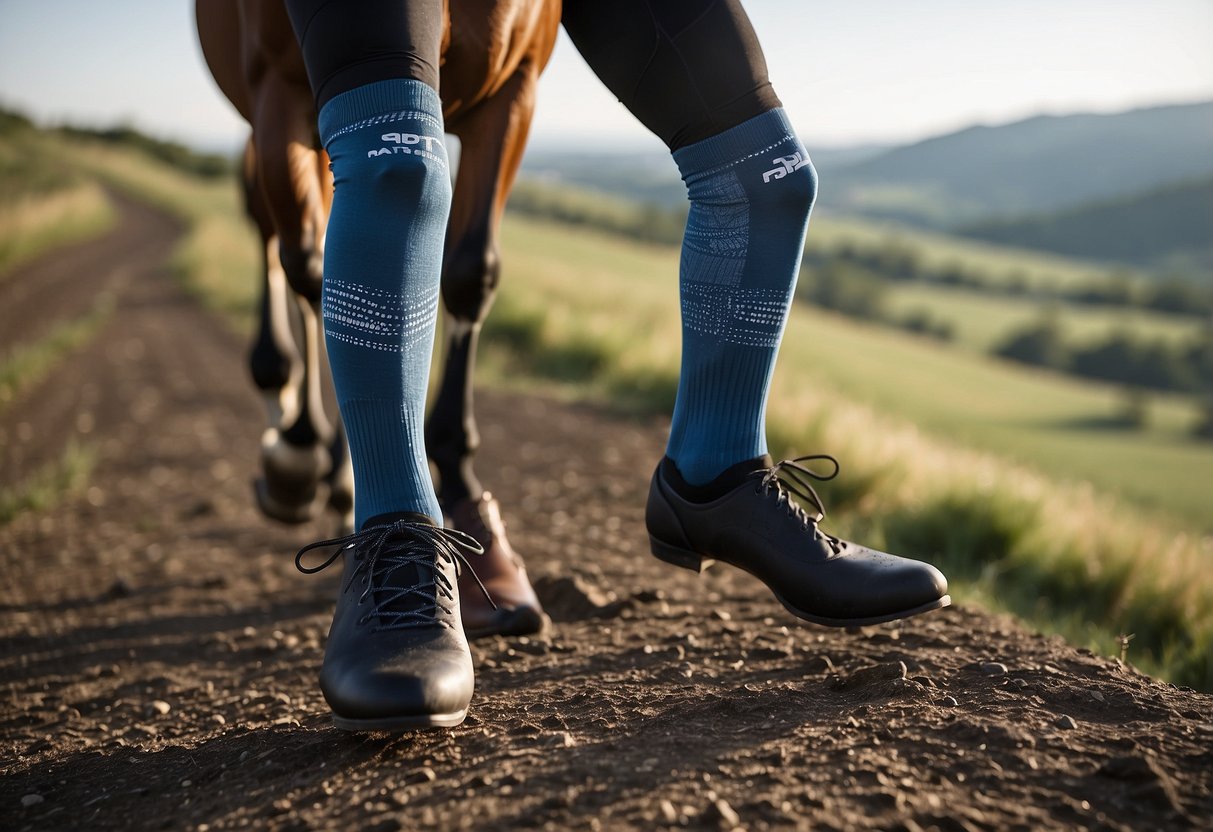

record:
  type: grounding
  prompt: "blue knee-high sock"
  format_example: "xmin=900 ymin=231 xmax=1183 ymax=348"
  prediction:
xmin=665 ymin=108 xmax=818 ymax=485
xmin=318 ymin=79 xmax=451 ymax=528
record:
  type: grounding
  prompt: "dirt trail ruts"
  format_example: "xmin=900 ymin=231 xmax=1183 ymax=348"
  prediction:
xmin=1 ymin=195 xmax=1210 ymax=831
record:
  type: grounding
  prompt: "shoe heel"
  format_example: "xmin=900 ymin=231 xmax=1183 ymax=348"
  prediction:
xmin=649 ymin=536 xmax=710 ymax=573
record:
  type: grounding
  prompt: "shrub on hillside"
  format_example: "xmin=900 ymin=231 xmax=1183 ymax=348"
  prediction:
xmin=797 ymin=260 xmax=887 ymax=320
xmin=994 ymin=315 xmax=1069 ymax=370
xmin=1071 ymin=335 xmax=1198 ymax=393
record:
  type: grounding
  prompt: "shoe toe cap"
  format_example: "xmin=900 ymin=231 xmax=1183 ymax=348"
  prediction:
xmin=863 ymin=550 xmax=949 ymax=614
xmin=320 ymin=630 xmax=473 ymax=721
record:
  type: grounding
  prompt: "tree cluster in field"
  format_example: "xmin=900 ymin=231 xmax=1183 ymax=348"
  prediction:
xmin=813 ymin=240 xmax=1213 ymax=318
xmin=794 ymin=257 xmax=954 ymax=342
xmin=507 ymin=180 xmax=688 ymax=246
xmin=994 ymin=315 xmax=1213 ymax=395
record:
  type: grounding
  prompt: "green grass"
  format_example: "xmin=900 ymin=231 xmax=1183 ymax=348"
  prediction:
xmin=485 ymin=213 xmax=1213 ymax=689
xmin=776 ymin=306 xmax=1210 ymax=528
xmin=0 ymin=440 xmax=98 ymax=525
xmin=41 ymin=134 xmax=259 ymax=329
xmin=810 ymin=214 xmax=1139 ymax=291
xmin=0 ymin=293 xmax=117 ymax=412
xmin=883 ymin=282 xmax=1207 ymax=352
xmin=492 ymin=215 xmax=1211 ymax=530
xmin=0 ymin=128 xmax=117 ymax=278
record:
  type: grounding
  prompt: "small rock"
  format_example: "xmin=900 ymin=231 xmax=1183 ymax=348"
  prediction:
xmin=659 ymin=799 xmax=679 ymax=823
xmin=1090 ymin=690 xmax=1105 ymax=703
xmin=803 ymin=655 xmax=834 ymax=674
xmin=1097 ymin=755 xmax=1183 ymax=813
xmin=831 ymin=661 xmax=907 ymax=691
xmin=409 ymin=766 xmax=436 ymax=784
xmin=707 ymin=797 xmax=740 ymax=828
xmin=532 ymin=575 xmax=627 ymax=621
xmin=106 ymin=577 xmax=133 ymax=599
xmin=149 ymin=700 xmax=171 ymax=716
xmin=21 ymin=794 xmax=44 ymax=808
xmin=939 ymin=695 xmax=959 ymax=707
xmin=711 ymin=609 xmax=732 ymax=622
xmin=211 ymin=714 xmax=226 ymax=725
xmin=980 ymin=662 xmax=1008 ymax=675
xmin=1055 ymin=715 xmax=1077 ymax=730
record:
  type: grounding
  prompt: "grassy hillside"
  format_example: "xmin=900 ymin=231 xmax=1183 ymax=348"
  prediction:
xmin=827 ymin=101 xmax=1213 ymax=227
xmin=962 ymin=176 xmax=1213 ymax=273
xmin=0 ymin=111 xmax=116 ymax=277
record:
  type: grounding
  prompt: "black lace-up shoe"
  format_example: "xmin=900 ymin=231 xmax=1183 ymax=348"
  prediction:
xmin=295 ymin=513 xmax=491 ymax=731
xmin=646 ymin=455 xmax=950 ymax=627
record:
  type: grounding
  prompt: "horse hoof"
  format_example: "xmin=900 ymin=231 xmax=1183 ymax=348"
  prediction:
xmin=254 ymin=476 xmax=330 ymax=525
xmin=255 ymin=429 xmax=331 ymax=524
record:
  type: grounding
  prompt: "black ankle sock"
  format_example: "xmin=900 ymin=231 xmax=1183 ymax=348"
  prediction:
xmin=661 ymin=454 xmax=773 ymax=503
xmin=360 ymin=511 xmax=436 ymax=531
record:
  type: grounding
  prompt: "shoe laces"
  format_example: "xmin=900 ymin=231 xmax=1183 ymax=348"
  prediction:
xmin=752 ymin=454 xmax=845 ymax=553
xmin=294 ymin=520 xmax=495 ymax=630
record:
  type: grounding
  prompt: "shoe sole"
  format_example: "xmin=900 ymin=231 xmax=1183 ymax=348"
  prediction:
xmin=650 ymin=535 xmax=952 ymax=628
xmin=331 ymin=707 xmax=468 ymax=732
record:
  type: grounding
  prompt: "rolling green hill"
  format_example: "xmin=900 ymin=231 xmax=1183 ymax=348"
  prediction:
xmin=827 ymin=101 xmax=1213 ymax=228
xmin=961 ymin=176 xmax=1213 ymax=273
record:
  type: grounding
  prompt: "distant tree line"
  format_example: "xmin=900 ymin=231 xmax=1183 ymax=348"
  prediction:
xmin=1 ymin=104 xmax=234 ymax=179
xmin=57 ymin=124 xmax=233 ymax=179
xmin=995 ymin=315 xmax=1213 ymax=396
xmin=805 ymin=241 xmax=1213 ymax=319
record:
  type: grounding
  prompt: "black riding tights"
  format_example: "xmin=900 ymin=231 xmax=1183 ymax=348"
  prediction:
xmin=284 ymin=0 xmax=781 ymax=151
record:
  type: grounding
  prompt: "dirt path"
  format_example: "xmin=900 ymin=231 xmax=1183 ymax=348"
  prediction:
xmin=2 ymin=196 xmax=1210 ymax=831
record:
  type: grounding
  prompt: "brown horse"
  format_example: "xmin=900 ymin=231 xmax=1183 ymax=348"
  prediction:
xmin=195 ymin=0 xmax=561 ymax=637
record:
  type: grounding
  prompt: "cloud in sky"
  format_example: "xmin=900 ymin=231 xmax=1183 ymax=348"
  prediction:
xmin=1 ymin=0 xmax=1210 ymax=152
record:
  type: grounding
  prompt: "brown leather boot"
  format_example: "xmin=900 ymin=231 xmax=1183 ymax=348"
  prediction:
xmin=446 ymin=492 xmax=547 ymax=639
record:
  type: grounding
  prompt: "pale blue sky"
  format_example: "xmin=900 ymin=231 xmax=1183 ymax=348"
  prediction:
xmin=1 ymin=1 xmax=1211 ymax=153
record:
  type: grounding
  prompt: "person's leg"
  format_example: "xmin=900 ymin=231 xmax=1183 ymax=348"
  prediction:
xmin=283 ymin=0 xmax=478 ymax=731
xmin=286 ymin=0 xmax=445 ymax=528
xmin=563 ymin=0 xmax=950 ymax=626
xmin=563 ymin=0 xmax=815 ymax=485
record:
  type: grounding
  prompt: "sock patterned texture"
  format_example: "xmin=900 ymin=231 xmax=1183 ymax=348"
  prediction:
xmin=666 ymin=108 xmax=818 ymax=485
xmin=318 ymin=79 xmax=451 ymax=528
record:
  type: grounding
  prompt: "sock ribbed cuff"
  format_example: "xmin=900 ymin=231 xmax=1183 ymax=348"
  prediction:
xmin=672 ymin=108 xmax=798 ymax=184
xmin=318 ymin=78 xmax=444 ymax=146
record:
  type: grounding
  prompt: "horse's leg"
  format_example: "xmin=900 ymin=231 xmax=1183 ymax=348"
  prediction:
xmin=428 ymin=66 xmax=546 ymax=638
xmin=248 ymin=70 xmax=335 ymax=523
xmin=242 ymin=137 xmax=303 ymax=432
